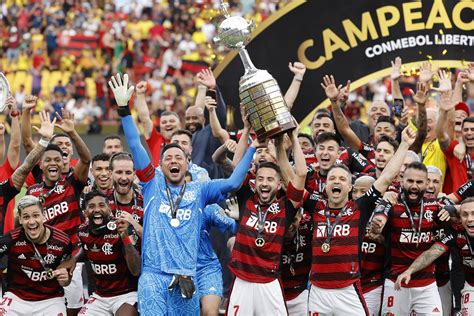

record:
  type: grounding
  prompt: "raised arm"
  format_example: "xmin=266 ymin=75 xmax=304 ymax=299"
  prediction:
xmin=11 ymin=111 xmax=56 ymax=191
xmin=232 ymin=104 xmax=251 ymax=167
xmin=322 ymin=75 xmax=361 ymax=151
xmin=55 ymin=110 xmax=91 ymax=184
xmin=135 ymin=81 xmax=153 ymax=139
xmin=109 ymin=74 xmax=151 ymax=172
xmin=284 ymin=62 xmax=306 ymax=110
xmin=436 ymin=72 xmax=455 ymax=151
xmin=391 ymin=57 xmax=404 ymax=100
xmin=195 ymin=68 xmax=216 ymax=111
xmin=373 ymin=126 xmax=416 ymax=194
xmin=205 ymin=96 xmax=229 ymax=144
xmin=409 ymin=81 xmax=428 ymax=154
xmin=20 ymin=95 xmax=37 ymax=155
xmin=218 ymin=143 xmax=256 ymax=194
xmin=117 ymin=224 xmax=141 ymax=277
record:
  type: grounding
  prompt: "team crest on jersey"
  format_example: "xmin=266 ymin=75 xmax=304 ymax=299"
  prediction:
xmin=266 ymin=203 xmax=280 ymax=214
xmin=423 ymin=210 xmax=433 ymax=222
xmin=54 ymin=185 xmax=65 ymax=194
xmin=43 ymin=254 xmax=57 ymax=265
xmin=183 ymin=191 xmax=196 ymax=202
xmin=102 ymin=243 xmax=113 ymax=255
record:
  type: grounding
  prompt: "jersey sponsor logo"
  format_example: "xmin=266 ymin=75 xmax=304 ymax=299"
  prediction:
xmin=22 ymin=267 xmax=49 ymax=282
xmin=440 ymin=234 xmax=453 ymax=245
xmin=361 ymin=241 xmax=377 ymax=253
xmin=17 ymin=254 xmax=26 ymax=259
xmin=44 ymin=201 xmax=69 ymax=221
xmin=351 ymin=152 xmax=368 ymax=166
xmin=458 ymin=181 xmax=472 ymax=196
xmin=78 ymin=231 xmax=89 ymax=237
xmin=102 ymin=243 xmax=113 ymax=255
xmin=91 ymin=263 xmax=117 ymax=275
xmin=316 ymin=224 xmax=351 ymax=238
xmin=47 ymin=244 xmax=63 ymax=251
xmin=399 ymin=230 xmax=433 ymax=244
xmin=14 ymin=241 xmax=27 ymax=246
xmin=282 ymin=252 xmax=304 ymax=264
xmin=103 ymin=233 xmax=119 ymax=240
xmin=309 ymin=192 xmax=322 ymax=200
xmin=159 ymin=205 xmax=193 ymax=223
xmin=28 ymin=186 xmax=43 ymax=194
xmin=245 ymin=215 xmax=279 ymax=234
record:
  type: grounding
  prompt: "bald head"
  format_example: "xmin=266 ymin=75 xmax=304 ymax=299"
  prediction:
xmin=185 ymin=106 xmax=205 ymax=133
xmin=368 ymin=100 xmax=390 ymax=130
xmin=353 ymin=175 xmax=375 ymax=200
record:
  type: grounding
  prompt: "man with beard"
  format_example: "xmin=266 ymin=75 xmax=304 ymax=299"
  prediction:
xmin=305 ymin=126 xmax=415 ymax=315
xmin=66 ymin=191 xmax=140 ymax=316
xmin=0 ymin=195 xmax=72 ymax=315
xmin=134 ymin=81 xmax=181 ymax=166
xmin=226 ymin=127 xmax=307 ymax=315
xmin=108 ymin=152 xmax=143 ymax=239
xmin=26 ymin=110 xmax=91 ymax=316
xmin=102 ymin=135 xmax=123 ymax=156
xmin=23 ymin=110 xmax=91 ymax=188
xmin=371 ymin=162 xmax=447 ymax=315
xmin=394 ymin=197 xmax=474 ymax=315
xmin=109 ymin=73 xmax=256 ymax=315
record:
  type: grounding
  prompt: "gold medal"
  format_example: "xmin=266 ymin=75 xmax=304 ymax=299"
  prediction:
xmin=255 ymin=237 xmax=265 ymax=247
xmin=39 ymin=195 xmax=45 ymax=205
xmin=46 ymin=268 xmax=54 ymax=280
xmin=321 ymin=243 xmax=331 ymax=253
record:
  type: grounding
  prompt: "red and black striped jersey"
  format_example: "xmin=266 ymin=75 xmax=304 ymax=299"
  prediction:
xmin=229 ymin=191 xmax=298 ymax=283
xmin=360 ymin=234 xmax=385 ymax=293
xmin=337 ymin=147 xmax=376 ymax=177
xmin=380 ymin=197 xmax=443 ymax=287
xmin=106 ymin=189 xmax=144 ymax=225
xmin=305 ymin=169 xmax=327 ymax=198
xmin=77 ymin=224 xmax=138 ymax=297
xmin=0 ymin=178 xmax=19 ymax=235
xmin=359 ymin=142 xmax=375 ymax=163
xmin=304 ymin=186 xmax=382 ymax=289
xmin=0 ymin=226 xmax=72 ymax=301
xmin=27 ymin=172 xmax=85 ymax=248
xmin=281 ymin=210 xmax=313 ymax=301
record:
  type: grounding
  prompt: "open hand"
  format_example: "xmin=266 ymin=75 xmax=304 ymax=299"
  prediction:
xmin=108 ymin=73 xmax=135 ymax=107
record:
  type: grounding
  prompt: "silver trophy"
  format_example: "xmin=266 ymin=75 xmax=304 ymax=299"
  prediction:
xmin=214 ymin=2 xmax=296 ymax=141
xmin=0 ymin=73 xmax=10 ymax=112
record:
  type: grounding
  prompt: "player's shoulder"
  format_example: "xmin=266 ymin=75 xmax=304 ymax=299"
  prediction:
xmin=9 ymin=227 xmax=23 ymax=241
xmin=48 ymin=225 xmax=71 ymax=245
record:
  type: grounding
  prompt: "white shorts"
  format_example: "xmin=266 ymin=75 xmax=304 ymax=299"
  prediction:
xmin=461 ymin=282 xmax=474 ymax=315
xmin=382 ymin=279 xmax=442 ymax=315
xmin=227 ymin=277 xmax=287 ymax=315
xmin=78 ymin=291 xmax=137 ymax=315
xmin=286 ymin=289 xmax=308 ymax=316
xmin=438 ymin=282 xmax=452 ymax=316
xmin=0 ymin=292 xmax=66 ymax=316
xmin=363 ymin=285 xmax=383 ymax=316
xmin=64 ymin=262 xmax=85 ymax=309
xmin=308 ymin=282 xmax=368 ymax=316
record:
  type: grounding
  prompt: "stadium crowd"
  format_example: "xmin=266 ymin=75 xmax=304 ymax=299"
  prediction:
xmin=0 ymin=1 xmax=474 ymax=316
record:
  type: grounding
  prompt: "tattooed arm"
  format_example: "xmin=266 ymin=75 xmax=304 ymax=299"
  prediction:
xmin=395 ymin=243 xmax=448 ymax=290
xmin=122 ymin=236 xmax=141 ymax=276
xmin=11 ymin=111 xmax=56 ymax=191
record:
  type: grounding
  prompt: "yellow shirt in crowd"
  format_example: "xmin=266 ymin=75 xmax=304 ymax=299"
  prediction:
xmin=422 ymin=139 xmax=447 ymax=184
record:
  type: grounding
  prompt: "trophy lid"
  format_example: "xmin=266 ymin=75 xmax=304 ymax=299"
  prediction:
xmin=214 ymin=2 xmax=254 ymax=49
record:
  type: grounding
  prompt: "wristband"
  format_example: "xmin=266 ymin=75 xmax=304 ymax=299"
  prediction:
xmin=10 ymin=110 xmax=19 ymax=117
xmin=117 ymin=106 xmax=131 ymax=117
xmin=286 ymin=181 xmax=304 ymax=202
xmin=329 ymin=97 xmax=338 ymax=103
xmin=38 ymin=138 xmax=50 ymax=148
xmin=444 ymin=205 xmax=458 ymax=217
xmin=122 ymin=236 xmax=131 ymax=246
xmin=294 ymin=76 xmax=303 ymax=82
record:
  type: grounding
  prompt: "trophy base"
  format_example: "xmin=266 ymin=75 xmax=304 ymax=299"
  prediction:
xmin=255 ymin=120 xmax=297 ymax=142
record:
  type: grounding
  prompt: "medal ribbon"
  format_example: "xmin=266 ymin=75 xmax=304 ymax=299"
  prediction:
xmin=256 ymin=204 xmax=270 ymax=237
xmin=466 ymin=154 xmax=474 ymax=179
xmin=30 ymin=240 xmax=51 ymax=273
xmin=324 ymin=203 xmax=348 ymax=245
xmin=165 ymin=183 xmax=186 ymax=220
xmin=464 ymin=232 xmax=474 ymax=257
xmin=401 ymin=193 xmax=424 ymax=236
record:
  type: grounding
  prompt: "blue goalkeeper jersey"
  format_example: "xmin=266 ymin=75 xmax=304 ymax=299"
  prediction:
xmin=197 ymin=204 xmax=237 ymax=270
